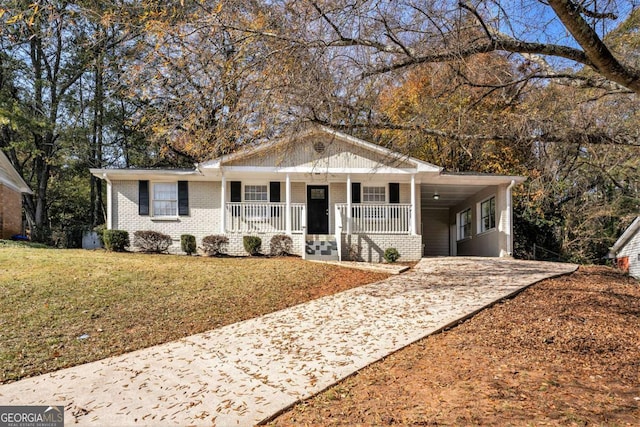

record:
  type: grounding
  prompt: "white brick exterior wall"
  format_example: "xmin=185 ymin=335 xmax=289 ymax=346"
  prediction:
xmin=226 ymin=233 xmax=305 ymax=256
xmin=108 ymin=177 xmax=501 ymax=262
xmin=342 ymin=233 xmax=423 ymax=262
xmin=111 ymin=180 xmax=221 ymax=251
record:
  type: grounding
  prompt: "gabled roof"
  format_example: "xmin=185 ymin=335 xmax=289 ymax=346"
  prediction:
xmin=199 ymin=125 xmax=443 ymax=173
xmin=609 ymin=216 xmax=640 ymax=255
xmin=0 ymin=151 xmax=32 ymax=194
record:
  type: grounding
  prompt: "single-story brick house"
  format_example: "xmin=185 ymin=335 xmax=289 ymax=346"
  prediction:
xmin=91 ymin=126 xmax=525 ymax=261
xmin=609 ymin=216 xmax=640 ymax=279
xmin=0 ymin=150 xmax=32 ymax=239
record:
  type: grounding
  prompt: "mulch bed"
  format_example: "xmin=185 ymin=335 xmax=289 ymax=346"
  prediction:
xmin=271 ymin=266 xmax=640 ymax=426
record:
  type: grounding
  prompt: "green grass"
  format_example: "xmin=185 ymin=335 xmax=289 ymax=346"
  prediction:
xmin=0 ymin=245 xmax=388 ymax=383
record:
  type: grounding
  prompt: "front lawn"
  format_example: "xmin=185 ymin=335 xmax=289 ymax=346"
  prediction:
xmin=0 ymin=245 xmax=388 ymax=383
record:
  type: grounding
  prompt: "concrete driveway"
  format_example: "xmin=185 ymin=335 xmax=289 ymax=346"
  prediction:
xmin=0 ymin=257 xmax=576 ymax=426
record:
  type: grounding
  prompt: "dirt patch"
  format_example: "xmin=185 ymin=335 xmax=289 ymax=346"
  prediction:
xmin=271 ymin=266 xmax=640 ymax=426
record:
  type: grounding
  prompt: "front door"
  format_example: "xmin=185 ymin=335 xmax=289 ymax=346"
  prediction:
xmin=307 ymin=185 xmax=329 ymax=234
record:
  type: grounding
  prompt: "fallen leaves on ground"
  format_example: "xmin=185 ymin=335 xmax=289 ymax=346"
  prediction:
xmin=271 ymin=266 xmax=640 ymax=426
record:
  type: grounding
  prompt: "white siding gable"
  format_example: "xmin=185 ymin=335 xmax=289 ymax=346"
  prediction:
xmin=225 ymin=135 xmax=415 ymax=171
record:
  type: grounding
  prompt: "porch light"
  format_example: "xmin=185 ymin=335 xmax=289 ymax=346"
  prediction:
xmin=433 ymin=193 xmax=440 ymax=200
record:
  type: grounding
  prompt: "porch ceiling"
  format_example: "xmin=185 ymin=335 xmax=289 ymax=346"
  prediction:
xmin=420 ymin=184 xmax=487 ymax=209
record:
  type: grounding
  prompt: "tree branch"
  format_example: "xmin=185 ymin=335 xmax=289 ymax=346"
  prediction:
xmin=309 ymin=119 xmax=640 ymax=147
xmin=361 ymin=37 xmax=592 ymax=77
xmin=547 ymin=0 xmax=640 ymax=94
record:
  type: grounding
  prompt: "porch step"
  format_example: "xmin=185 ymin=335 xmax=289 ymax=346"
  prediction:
xmin=304 ymin=235 xmax=339 ymax=261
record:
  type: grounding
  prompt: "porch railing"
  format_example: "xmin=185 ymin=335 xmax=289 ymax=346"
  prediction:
xmin=335 ymin=203 xmax=412 ymax=234
xmin=225 ymin=203 xmax=305 ymax=233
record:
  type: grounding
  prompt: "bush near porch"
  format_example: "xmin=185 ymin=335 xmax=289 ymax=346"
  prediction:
xmin=0 ymin=245 xmax=389 ymax=384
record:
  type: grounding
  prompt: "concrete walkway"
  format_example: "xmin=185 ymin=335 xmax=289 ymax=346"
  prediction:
xmin=0 ymin=258 xmax=576 ymax=426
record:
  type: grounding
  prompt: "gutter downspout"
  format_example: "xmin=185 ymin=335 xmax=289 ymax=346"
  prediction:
xmin=506 ymin=179 xmax=516 ymax=257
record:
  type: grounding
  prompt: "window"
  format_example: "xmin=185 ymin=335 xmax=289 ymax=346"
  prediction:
xmin=458 ymin=208 xmax=471 ymax=240
xmin=480 ymin=196 xmax=496 ymax=233
xmin=310 ymin=188 xmax=325 ymax=199
xmin=362 ymin=186 xmax=385 ymax=203
xmin=152 ymin=183 xmax=177 ymax=217
xmin=244 ymin=185 xmax=268 ymax=202
xmin=244 ymin=184 xmax=268 ymax=220
xmin=362 ymin=186 xmax=386 ymax=219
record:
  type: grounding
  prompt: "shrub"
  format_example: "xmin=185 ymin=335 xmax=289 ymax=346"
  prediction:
xmin=103 ymin=230 xmax=129 ymax=252
xmin=270 ymin=234 xmax=293 ymax=256
xmin=202 ymin=235 xmax=229 ymax=256
xmin=181 ymin=234 xmax=196 ymax=255
xmin=133 ymin=230 xmax=172 ymax=253
xmin=243 ymin=235 xmax=262 ymax=256
xmin=93 ymin=224 xmax=106 ymax=246
xmin=383 ymin=247 xmax=400 ymax=263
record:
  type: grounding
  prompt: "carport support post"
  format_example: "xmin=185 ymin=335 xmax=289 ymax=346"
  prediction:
xmin=220 ymin=174 xmax=226 ymax=234
xmin=285 ymin=174 xmax=292 ymax=234
xmin=346 ymin=174 xmax=352 ymax=234
xmin=410 ymin=174 xmax=417 ymax=235
xmin=103 ymin=174 xmax=112 ymax=229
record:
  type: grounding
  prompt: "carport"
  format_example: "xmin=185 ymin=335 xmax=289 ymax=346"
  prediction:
xmin=420 ymin=173 xmax=525 ymax=257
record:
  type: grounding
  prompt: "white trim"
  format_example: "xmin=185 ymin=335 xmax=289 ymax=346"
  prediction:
xmin=216 ymin=166 xmax=421 ymax=175
xmin=505 ymin=180 xmax=516 ymax=256
xmin=346 ymin=174 xmax=352 ymax=234
xmin=0 ymin=151 xmax=32 ymax=194
xmin=106 ymin=178 xmax=113 ymax=230
xmin=285 ymin=174 xmax=292 ymax=234
xmin=90 ymin=168 xmax=200 ymax=178
xmin=220 ymin=174 xmax=226 ymax=234
xmin=410 ymin=174 xmax=417 ymax=235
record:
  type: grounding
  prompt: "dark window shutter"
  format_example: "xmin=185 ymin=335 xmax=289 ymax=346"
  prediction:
xmin=139 ymin=180 xmax=149 ymax=216
xmin=230 ymin=181 xmax=242 ymax=202
xmin=270 ymin=181 xmax=281 ymax=217
xmin=178 ymin=181 xmax=189 ymax=216
xmin=269 ymin=181 xmax=281 ymax=202
xmin=351 ymin=182 xmax=361 ymax=218
xmin=389 ymin=183 xmax=400 ymax=203
xmin=389 ymin=182 xmax=400 ymax=218
xmin=351 ymin=182 xmax=361 ymax=203
xmin=230 ymin=181 xmax=241 ymax=217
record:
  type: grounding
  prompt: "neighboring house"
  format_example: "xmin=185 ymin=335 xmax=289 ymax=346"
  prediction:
xmin=0 ymin=150 xmax=32 ymax=239
xmin=609 ymin=217 xmax=640 ymax=279
xmin=91 ymin=126 xmax=525 ymax=262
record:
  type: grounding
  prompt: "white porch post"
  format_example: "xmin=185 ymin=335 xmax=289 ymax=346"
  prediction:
xmin=410 ymin=174 xmax=417 ymax=235
xmin=285 ymin=174 xmax=292 ymax=234
xmin=346 ymin=174 xmax=352 ymax=234
xmin=220 ymin=174 xmax=226 ymax=234
xmin=105 ymin=176 xmax=113 ymax=230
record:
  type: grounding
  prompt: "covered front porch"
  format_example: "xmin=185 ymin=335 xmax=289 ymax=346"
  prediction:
xmin=218 ymin=176 xmax=421 ymax=261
